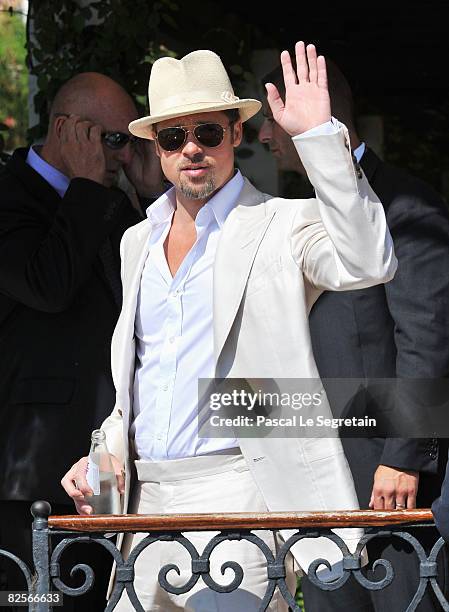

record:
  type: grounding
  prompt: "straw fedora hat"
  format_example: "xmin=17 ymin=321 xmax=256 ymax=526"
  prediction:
xmin=128 ymin=49 xmax=262 ymax=140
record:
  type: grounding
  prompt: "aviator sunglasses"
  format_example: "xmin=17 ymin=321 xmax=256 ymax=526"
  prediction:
xmin=155 ymin=122 xmax=231 ymax=152
xmin=53 ymin=112 xmax=139 ymax=150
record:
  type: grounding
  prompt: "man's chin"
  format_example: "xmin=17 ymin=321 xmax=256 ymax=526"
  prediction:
xmin=179 ymin=177 xmax=216 ymax=200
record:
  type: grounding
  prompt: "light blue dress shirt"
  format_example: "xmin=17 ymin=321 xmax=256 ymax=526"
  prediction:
xmin=26 ymin=146 xmax=70 ymax=197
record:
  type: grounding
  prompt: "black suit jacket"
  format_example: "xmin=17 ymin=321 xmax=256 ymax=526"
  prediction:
xmin=0 ymin=149 xmax=141 ymax=504
xmin=432 ymin=450 xmax=449 ymax=541
xmin=308 ymin=147 xmax=449 ymax=507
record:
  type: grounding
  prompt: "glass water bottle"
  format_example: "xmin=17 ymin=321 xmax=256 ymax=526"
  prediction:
xmin=86 ymin=429 xmax=121 ymax=514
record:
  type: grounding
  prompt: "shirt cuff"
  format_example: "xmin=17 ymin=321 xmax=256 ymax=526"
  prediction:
xmin=292 ymin=117 xmax=339 ymax=141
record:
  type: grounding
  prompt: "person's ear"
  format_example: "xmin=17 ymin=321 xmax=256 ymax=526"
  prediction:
xmin=53 ymin=116 xmax=67 ymax=140
xmin=151 ymin=128 xmax=162 ymax=158
xmin=232 ymin=119 xmax=243 ymax=148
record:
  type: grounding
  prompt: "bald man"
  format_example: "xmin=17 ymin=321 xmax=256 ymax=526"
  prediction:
xmin=0 ymin=73 xmax=164 ymax=609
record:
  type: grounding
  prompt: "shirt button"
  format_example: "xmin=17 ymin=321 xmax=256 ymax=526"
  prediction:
xmin=162 ymin=384 xmax=168 ymax=391
xmin=169 ymin=337 xmax=175 ymax=344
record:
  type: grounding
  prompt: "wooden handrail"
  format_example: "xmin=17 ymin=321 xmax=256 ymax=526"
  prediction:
xmin=49 ymin=509 xmax=434 ymax=532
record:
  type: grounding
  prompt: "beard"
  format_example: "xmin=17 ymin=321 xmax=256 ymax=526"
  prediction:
xmin=178 ymin=175 xmax=216 ymax=200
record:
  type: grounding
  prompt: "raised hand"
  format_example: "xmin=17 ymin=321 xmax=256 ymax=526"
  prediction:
xmin=58 ymin=114 xmax=107 ymax=185
xmin=123 ymin=138 xmax=165 ymax=199
xmin=265 ymin=41 xmax=331 ymax=136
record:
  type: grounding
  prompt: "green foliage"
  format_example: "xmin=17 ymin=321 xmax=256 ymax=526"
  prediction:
xmin=0 ymin=11 xmax=28 ymax=149
xmin=27 ymin=0 xmax=274 ymax=142
xmin=296 ymin=576 xmax=305 ymax=610
xmin=28 ymin=0 xmax=180 ymax=140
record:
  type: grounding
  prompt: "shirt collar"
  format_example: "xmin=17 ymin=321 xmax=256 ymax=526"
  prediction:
xmin=146 ymin=187 xmax=177 ymax=226
xmin=206 ymin=170 xmax=244 ymax=228
xmin=26 ymin=146 xmax=70 ymax=198
xmin=353 ymin=141 xmax=366 ymax=163
xmin=146 ymin=169 xmax=244 ymax=229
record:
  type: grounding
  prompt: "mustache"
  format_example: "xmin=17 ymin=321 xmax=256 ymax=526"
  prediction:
xmin=177 ymin=153 xmax=208 ymax=170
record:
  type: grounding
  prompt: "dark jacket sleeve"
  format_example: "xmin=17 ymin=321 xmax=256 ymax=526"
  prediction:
xmin=0 ymin=178 xmax=128 ymax=313
xmin=432 ymin=450 xmax=449 ymax=541
xmin=377 ymin=172 xmax=449 ymax=473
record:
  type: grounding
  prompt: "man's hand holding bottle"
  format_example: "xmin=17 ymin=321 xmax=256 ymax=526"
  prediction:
xmin=61 ymin=429 xmax=125 ymax=515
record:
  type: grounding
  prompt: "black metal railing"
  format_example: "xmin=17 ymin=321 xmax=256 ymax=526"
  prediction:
xmin=0 ymin=502 xmax=447 ymax=611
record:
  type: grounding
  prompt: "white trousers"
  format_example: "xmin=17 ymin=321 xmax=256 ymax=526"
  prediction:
xmin=113 ymin=452 xmax=296 ymax=611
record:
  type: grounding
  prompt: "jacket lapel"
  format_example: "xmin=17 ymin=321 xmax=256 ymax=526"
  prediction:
xmin=123 ymin=220 xmax=153 ymax=302
xmin=114 ymin=219 xmax=153 ymax=424
xmin=213 ymin=179 xmax=275 ymax=362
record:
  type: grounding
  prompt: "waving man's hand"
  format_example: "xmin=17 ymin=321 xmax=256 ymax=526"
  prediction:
xmin=265 ymin=41 xmax=331 ymax=136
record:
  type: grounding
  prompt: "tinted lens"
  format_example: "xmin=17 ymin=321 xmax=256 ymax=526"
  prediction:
xmin=157 ymin=127 xmax=187 ymax=151
xmin=156 ymin=124 xmax=226 ymax=151
xmin=194 ymin=123 xmax=224 ymax=147
xmin=102 ymin=132 xmax=132 ymax=149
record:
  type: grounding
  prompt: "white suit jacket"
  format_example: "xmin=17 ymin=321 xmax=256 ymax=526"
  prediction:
xmin=101 ymin=123 xmax=397 ymax=576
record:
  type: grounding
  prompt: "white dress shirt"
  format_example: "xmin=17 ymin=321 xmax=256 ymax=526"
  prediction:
xmin=131 ymin=171 xmax=244 ymax=460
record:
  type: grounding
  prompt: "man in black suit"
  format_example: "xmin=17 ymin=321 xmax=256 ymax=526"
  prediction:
xmin=259 ymin=60 xmax=449 ymax=611
xmin=0 ymin=72 xmax=164 ymax=610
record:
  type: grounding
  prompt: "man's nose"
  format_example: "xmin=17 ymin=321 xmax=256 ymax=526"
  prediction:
xmin=115 ymin=143 xmax=134 ymax=165
xmin=258 ymin=120 xmax=272 ymax=144
xmin=182 ymin=134 xmax=204 ymax=157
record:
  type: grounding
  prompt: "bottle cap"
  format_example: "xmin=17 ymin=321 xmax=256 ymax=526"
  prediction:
xmin=91 ymin=429 xmax=106 ymax=442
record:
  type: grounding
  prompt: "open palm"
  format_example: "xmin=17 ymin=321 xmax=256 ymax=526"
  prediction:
xmin=266 ymin=41 xmax=331 ymax=136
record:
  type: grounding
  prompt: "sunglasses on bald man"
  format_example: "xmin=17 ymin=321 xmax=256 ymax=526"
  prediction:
xmin=53 ymin=112 xmax=139 ymax=150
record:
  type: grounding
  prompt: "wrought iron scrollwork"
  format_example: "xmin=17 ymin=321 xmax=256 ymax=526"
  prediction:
xmin=0 ymin=549 xmax=33 ymax=591
xmin=1 ymin=504 xmax=449 ymax=611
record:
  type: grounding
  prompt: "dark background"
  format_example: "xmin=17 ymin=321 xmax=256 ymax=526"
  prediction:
xmin=233 ymin=0 xmax=447 ymax=98
xmin=24 ymin=0 xmax=449 ymax=194
xmin=171 ymin=0 xmax=448 ymax=193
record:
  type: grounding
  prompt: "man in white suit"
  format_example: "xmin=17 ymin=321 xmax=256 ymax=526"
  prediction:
xmin=62 ymin=42 xmax=397 ymax=611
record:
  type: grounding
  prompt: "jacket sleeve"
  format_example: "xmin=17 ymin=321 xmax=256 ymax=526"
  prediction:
xmin=376 ymin=179 xmax=449 ymax=473
xmin=432 ymin=450 xmax=449 ymax=541
xmin=291 ymin=121 xmax=397 ymax=290
xmin=0 ymin=178 xmax=128 ymax=313
xmin=101 ymin=405 xmax=125 ymax=466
